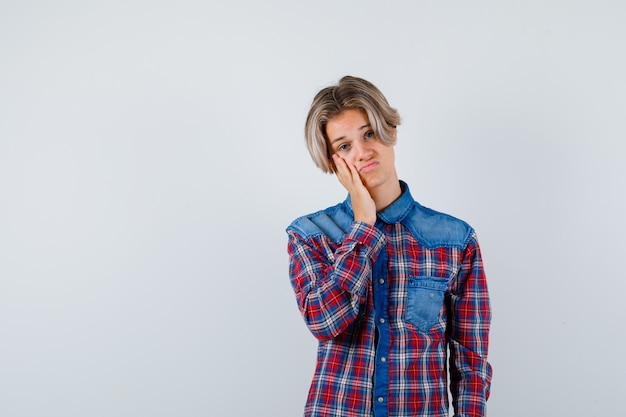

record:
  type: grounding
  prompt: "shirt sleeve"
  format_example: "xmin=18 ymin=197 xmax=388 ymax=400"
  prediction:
xmin=287 ymin=221 xmax=386 ymax=341
xmin=448 ymin=233 xmax=493 ymax=417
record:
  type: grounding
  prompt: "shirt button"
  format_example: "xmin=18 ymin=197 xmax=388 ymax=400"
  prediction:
xmin=429 ymin=292 xmax=434 ymax=298
xmin=381 ymin=357 xmax=387 ymax=363
xmin=379 ymin=318 xmax=385 ymax=324
xmin=378 ymin=397 xmax=384 ymax=403
xmin=378 ymin=278 xmax=385 ymax=284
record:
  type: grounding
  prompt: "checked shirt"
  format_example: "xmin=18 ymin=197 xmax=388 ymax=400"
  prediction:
xmin=287 ymin=181 xmax=492 ymax=417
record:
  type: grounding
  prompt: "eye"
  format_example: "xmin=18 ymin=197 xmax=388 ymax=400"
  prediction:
xmin=337 ymin=143 xmax=350 ymax=152
xmin=364 ymin=130 xmax=375 ymax=140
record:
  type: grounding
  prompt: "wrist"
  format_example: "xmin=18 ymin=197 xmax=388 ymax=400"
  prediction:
xmin=354 ymin=214 xmax=376 ymax=225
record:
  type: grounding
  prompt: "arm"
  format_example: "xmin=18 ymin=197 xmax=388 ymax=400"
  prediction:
xmin=448 ymin=233 xmax=493 ymax=417
xmin=287 ymin=221 xmax=385 ymax=341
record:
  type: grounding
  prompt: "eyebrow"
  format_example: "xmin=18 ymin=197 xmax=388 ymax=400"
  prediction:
xmin=329 ymin=124 xmax=371 ymax=145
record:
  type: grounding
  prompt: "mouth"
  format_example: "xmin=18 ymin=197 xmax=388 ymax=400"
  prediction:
xmin=359 ymin=161 xmax=378 ymax=173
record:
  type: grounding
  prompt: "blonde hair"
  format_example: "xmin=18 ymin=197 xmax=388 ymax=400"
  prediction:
xmin=304 ymin=75 xmax=401 ymax=173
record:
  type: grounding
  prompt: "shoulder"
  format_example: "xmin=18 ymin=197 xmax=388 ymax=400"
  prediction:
xmin=404 ymin=201 xmax=475 ymax=249
xmin=286 ymin=202 xmax=353 ymax=243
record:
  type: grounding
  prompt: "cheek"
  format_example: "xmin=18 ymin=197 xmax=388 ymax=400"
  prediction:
xmin=384 ymin=147 xmax=395 ymax=163
xmin=344 ymin=154 xmax=358 ymax=166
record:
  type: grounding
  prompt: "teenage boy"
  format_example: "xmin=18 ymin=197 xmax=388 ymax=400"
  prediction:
xmin=287 ymin=76 xmax=492 ymax=417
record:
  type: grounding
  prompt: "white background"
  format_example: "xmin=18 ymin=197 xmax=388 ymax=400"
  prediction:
xmin=1 ymin=1 xmax=625 ymax=416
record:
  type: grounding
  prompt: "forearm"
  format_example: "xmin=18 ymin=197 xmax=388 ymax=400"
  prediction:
xmin=449 ymin=340 xmax=492 ymax=417
xmin=448 ymin=234 xmax=492 ymax=416
xmin=288 ymin=222 xmax=385 ymax=340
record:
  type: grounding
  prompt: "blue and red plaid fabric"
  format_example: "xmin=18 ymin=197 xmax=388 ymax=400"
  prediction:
xmin=287 ymin=183 xmax=492 ymax=417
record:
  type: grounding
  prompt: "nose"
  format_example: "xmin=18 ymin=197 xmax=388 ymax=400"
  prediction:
xmin=353 ymin=139 xmax=373 ymax=161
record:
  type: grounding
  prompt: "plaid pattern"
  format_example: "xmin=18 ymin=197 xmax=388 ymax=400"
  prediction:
xmin=287 ymin=185 xmax=491 ymax=417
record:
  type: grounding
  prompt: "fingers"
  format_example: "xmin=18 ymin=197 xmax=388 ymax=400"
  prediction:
xmin=332 ymin=155 xmax=376 ymax=224
xmin=332 ymin=154 xmax=361 ymax=189
xmin=332 ymin=154 xmax=355 ymax=180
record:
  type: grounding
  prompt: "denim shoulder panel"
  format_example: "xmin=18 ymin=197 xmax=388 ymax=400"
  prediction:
xmin=403 ymin=202 xmax=474 ymax=249
xmin=287 ymin=203 xmax=353 ymax=244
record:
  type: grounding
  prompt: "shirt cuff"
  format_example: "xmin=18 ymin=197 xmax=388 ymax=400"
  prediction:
xmin=345 ymin=221 xmax=386 ymax=260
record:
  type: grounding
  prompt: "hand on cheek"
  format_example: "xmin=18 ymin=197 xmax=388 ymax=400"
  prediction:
xmin=332 ymin=154 xmax=376 ymax=225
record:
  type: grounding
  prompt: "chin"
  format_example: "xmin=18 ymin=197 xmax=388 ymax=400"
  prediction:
xmin=363 ymin=178 xmax=383 ymax=191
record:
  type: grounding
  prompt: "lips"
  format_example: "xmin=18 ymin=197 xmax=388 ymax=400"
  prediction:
xmin=359 ymin=161 xmax=378 ymax=173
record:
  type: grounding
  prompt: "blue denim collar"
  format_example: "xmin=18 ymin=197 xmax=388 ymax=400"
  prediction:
xmin=344 ymin=180 xmax=414 ymax=224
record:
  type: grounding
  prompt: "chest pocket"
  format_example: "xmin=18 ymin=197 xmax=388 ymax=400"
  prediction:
xmin=406 ymin=276 xmax=449 ymax=333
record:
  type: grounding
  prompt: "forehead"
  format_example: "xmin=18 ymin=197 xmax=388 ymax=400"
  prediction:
xmin=326 ymin=109 xmax=370 ymax=138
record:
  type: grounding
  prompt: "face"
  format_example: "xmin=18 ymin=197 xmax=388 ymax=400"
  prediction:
xmin=325 ymin=109 xmax=398 ymax=193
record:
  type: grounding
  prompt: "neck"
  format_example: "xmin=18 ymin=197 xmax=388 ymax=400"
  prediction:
xmin=370 ymin=177 xmax=402 ymax=212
